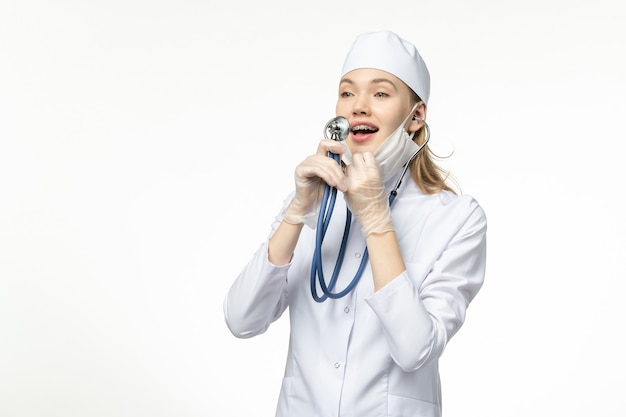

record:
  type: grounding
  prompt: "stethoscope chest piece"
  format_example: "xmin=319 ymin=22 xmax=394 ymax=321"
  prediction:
xmin=324 ymin=116 xmax=350 ymax=142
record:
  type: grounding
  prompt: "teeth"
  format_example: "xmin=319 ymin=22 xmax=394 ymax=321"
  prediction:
xmin=353 ymin=125 xmax=376 ymax=132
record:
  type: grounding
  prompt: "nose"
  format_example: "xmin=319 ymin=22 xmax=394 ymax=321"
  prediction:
xmin=352 ymin=95 xmax=370 ymax=116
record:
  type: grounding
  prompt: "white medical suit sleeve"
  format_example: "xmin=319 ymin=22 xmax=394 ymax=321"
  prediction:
xmin=223 ymin=196 xmax=294 ymax=339
xmin=365 ymin=197 xmax=487 ymax=372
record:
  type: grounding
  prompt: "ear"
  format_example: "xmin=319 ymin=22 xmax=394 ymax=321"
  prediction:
xmin=408 ymin=101 xmax=427 ymax=134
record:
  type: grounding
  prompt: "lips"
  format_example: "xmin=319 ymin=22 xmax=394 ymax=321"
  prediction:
xmin=350 ymin=122 xmax=379 ymax=142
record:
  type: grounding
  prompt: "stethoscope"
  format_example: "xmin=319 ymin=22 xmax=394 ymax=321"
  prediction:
xmin=310 ymin=115 xmax=430 ymax=302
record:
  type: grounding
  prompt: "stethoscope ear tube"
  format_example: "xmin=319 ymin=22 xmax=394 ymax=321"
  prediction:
xmin=310 ymin=117 xmax=430 ymax=302
xmin=389 ymin=118 xmax=430 ymax=204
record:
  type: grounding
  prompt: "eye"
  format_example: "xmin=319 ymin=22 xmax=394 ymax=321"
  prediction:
xmin=340 ymin=91 xmax=354 ymax=98
xmin=375 ymin=92 xmax=389 ymax=98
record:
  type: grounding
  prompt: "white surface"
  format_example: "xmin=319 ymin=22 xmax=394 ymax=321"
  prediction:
xmin=1 ymin=1 xmax=624 ymax=416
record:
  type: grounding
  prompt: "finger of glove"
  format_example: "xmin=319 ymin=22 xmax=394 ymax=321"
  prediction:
xmin=316 ymin=139 xmax=348 ymax=157
xmin=349 ymin=151 xmax=377 ymax=168
xmin=296 ymin=155 xmax=347 ymax=191
xmin=345 ymin=153 xmax=384 ymax=196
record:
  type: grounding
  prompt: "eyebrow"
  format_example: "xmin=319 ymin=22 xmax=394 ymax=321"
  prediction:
xmin=340 ymin=77 xmax=398 ymax=91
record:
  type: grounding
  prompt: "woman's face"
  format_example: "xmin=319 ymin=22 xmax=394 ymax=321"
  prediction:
xmin=335 ymin=68 xmax=424 ymax=155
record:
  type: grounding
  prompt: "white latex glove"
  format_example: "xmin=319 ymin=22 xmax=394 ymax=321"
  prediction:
xmin=344 ymin=152 xmax=394 ymax=237
xmin=282 ymin=140 xmax=348 ymax=228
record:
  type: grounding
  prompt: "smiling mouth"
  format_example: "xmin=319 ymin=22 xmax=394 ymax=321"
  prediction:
xmin=351 ymin=125 xmax=379 ymax=137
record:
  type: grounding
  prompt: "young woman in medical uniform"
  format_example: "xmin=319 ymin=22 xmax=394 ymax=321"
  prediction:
xmin=224 ymin=30 xmax=487 ymax=417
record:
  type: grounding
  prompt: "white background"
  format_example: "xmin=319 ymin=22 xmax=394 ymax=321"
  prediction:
xmin=1 ymin=0 xmax=625 ymax=416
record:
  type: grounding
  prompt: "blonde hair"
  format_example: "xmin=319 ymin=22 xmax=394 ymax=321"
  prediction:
xmin=409 ymin=95 xmax=459 ymax=195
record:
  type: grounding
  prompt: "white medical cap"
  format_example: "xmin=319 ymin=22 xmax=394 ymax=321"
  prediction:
xmin=341 ymin=30 xmax=430 ymax=104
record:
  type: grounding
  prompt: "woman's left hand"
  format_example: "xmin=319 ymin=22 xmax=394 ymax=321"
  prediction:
xmin=344 ymin=152 xmax=394 ymax=237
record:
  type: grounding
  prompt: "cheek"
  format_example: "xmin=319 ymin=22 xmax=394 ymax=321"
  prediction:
xmin=335 ymin=101 xmax=348 ymax=117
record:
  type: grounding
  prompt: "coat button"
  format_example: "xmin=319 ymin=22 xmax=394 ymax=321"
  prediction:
xmin=354 ymin=252 xmax=361 ymax=258
xmin=334 ymin=362 xmax=341 ymax=369
xmin=344 ymin=307 xmax=350 ymax=313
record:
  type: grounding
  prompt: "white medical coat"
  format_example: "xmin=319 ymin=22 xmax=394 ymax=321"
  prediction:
xmin=224 ymin=172 xmax=487 ymax=417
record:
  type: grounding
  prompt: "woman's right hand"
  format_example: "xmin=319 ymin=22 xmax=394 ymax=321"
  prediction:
xmin=282 ymin=140 xmax=348 ymax=227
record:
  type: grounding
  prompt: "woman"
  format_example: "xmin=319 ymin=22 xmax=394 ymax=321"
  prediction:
xmin=224 ymin=30 xmax=487 ymax=417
